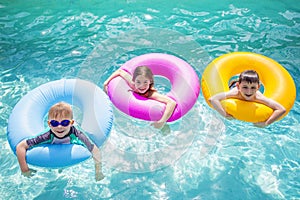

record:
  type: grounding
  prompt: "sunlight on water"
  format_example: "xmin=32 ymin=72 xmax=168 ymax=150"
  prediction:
xmin=0 ymin=0 xmax=299 ymax=199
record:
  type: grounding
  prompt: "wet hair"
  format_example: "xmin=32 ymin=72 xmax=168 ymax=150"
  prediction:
xmin=132 ymin=66 xmax=156 ymax=97
xmin=238 ymin=70 xmax=260 ymax=84
xmin=48 ymin=102 xmax=73 ymax=119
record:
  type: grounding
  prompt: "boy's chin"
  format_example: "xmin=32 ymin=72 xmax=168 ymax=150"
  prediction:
xmin=243 ymin=96 xmax=255 ymax=101
xmin=53 ymin=131 xmax=68 ymax=138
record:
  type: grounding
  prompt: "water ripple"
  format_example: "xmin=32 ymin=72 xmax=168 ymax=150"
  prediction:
xmin=0 ymin=1 xmax=299 ymax=199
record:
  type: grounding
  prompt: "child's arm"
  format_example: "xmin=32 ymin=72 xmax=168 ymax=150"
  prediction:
xmin=76 ymin=128 xmax=105 ymax=181
xmin=91 ymin=145 xmax=105 ymax=181
xmin=15 ymin=132 xmax=50 ymax=176
xmin=103 ymin=69 xmax=134 ymax=93
xmin=208 ymin=90 xmax=236 ymax=118
xmin=254 ymin=93 xmax=286 ymax=127
xmin=16 ymin=140 xmax=31 ymax=174
xmin=150 ymin=92 xmax=177 ymax=129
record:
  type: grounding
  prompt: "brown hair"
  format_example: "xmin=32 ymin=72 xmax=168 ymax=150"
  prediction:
xmin=132 ymin=66 xmax=156 ymax=97
xmin=133 ymin=66 xmax=154 ymax=82
xmin=48 ymin=102 xmax=73 ymax=119
xmin=238 ymin=70 xmax=260 ymax=84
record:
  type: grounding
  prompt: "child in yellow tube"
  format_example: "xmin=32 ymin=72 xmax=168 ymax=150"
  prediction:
xmin=209 ymin=70 xmax=286 ymax=127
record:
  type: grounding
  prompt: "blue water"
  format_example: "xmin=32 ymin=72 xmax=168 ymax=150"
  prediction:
xmin=1 ymin=0 xmax=299 ymax=199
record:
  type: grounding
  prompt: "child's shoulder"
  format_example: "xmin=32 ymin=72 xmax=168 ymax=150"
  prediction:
xmin=119 ymin=68 xmax=131 ymax=75
xmin=71 ymin=126 xmax=83 ymax=135
xmin=255 ymin=91 xmax=269 ymax=101
xmin=226 ymin=87 xmax=239 ymax=98
xmin=150 ymin=91 xmax=174 ymax=102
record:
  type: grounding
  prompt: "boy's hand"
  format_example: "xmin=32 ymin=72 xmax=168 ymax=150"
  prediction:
xmin=225 ymin=113 xmax=234 ymax=120
xmin=95 ymin=163 xmax=104 ymax=181
xmin=95 ymin=171 xmax=105 ymax=181
xmin=21 ymin=168 xmax=37 ymax=177
xmin=253 ymin=122 xmax=267 ymax=128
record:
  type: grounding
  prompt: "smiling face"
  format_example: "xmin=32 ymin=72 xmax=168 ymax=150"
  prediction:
xmin=134 ymin=75 xmax=152 ymax=94
xmin=47 ymin=102 xmax=74 ymax=138
xmin=132 ymin=66 xmax=154 ymax=94
xmin=237 ymin=70 xmax=260 ymax=101
xmin=48 ymin=117 xmax=74 ymax=138
xmin=237 ymin=81 xmax=260 ymax=101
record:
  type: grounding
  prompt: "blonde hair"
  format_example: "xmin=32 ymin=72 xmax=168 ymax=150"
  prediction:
xmin=48 ymin=102 xmax=73 ymax=119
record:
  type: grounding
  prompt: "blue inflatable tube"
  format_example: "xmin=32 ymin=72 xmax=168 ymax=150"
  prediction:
xmin=7 ymin=79 xmax=113 ymax=168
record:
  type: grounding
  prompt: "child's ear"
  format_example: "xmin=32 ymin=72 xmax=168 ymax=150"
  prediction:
xmin=257 ymin=84 xmax=260 ymax=90
xmin=70 ymin=120 xmax=74 ymax=125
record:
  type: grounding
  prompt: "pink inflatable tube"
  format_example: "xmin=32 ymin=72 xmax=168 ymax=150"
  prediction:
xmin=107 ymin=53 xmax=200 ymax=122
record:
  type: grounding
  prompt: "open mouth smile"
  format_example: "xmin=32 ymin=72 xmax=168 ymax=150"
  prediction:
xmin=56 ymin=130 xmax=65 ymax=134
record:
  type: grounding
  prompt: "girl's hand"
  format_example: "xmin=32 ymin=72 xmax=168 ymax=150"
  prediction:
xmin=151 ymin=121 xmax=165 ymax=129
xmin=103 ymin=82 xmax=108 ymax=94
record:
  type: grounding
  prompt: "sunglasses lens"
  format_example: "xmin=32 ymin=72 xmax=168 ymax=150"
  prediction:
xmin=61 ymin=120 xmax=71 ymax=126
xmin=50 ymin=120 xmax=59 ymax=127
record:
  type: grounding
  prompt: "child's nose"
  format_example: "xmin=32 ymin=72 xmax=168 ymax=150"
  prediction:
xmin=245 ymin=88 xmax=252 ymax=93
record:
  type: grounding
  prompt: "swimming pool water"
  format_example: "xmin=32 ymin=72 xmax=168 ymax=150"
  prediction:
xmin=1 ymin=0 xmax=299 ymax=199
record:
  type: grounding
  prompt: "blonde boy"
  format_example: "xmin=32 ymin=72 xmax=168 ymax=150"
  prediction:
xmin=16 ymin=102 xmax=104 ymax=181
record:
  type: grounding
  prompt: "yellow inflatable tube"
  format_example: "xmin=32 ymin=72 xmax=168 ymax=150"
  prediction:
xmin=201 ymin=52 xmax=296 ymax=123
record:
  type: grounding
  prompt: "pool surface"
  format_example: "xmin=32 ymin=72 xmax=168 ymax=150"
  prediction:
xmin=0 ymin=0 xmax=299 ymax=199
